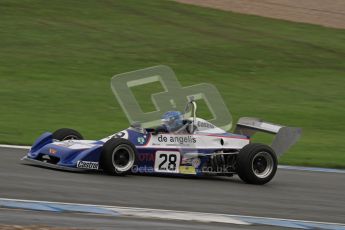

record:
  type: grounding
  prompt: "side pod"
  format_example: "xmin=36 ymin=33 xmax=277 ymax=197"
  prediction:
xmin=234 ymin=117 xmax=302 ymax=157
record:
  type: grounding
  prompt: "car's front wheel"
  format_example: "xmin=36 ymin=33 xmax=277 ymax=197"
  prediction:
xmin=101 ymin=138 xmax=137 ymax=176
xmin=52 ymin=128 xmax=83 ymax=141
xmin=237 ymin=143 xmax=277 ymax=185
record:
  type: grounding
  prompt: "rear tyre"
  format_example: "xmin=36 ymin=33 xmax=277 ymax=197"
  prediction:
xmin=52 ymin=128 xmax=83 ymax=141
xmin=237 ymin=143 xmax=277 ymax=185
xmin=101 ymin=138 xmax=137 ymax=176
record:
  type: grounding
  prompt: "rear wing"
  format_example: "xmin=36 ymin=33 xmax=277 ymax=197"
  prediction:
xmin=234 ymin=117 xmax=302 ymax=157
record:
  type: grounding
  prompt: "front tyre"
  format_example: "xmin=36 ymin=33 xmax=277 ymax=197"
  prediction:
xmin=52 ymin=128 xmax=83 ymax=141
xmin=237 ymin=143 xmax=277 ymax=185
xmin=101 ymin=138 xmax=137 ymax=176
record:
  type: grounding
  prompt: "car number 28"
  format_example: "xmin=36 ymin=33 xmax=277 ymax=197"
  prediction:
xmin=154 ymin=151 xmax=181 ymax=173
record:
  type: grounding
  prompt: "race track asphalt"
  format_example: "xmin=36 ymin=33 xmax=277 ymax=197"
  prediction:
xmin=0 ymin=147 xmax=344 ymax=228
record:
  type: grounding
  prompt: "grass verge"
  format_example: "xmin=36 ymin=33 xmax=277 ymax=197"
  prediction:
xmin=0 ymin=0 xmax=344 ymax=168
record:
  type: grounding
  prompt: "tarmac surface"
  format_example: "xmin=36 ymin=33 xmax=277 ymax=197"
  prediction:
xmin=0 ymin=147 xmax=344 ymax=229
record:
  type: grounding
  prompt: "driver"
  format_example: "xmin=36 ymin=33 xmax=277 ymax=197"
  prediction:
xmin=154 ymin=111 xmax=191 ymax=134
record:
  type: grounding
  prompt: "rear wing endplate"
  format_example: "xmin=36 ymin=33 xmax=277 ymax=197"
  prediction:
xmin=234 ymin=117 xmax=302 ymax=157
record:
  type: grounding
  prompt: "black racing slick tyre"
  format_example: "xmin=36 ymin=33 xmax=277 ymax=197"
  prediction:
xmin=52 ymin=128 xmax=83 ymax=141
xmin=101 ymin=138 xmax=137 ymax=176
xmin=237 ymin=143 xmax=277 ymax=185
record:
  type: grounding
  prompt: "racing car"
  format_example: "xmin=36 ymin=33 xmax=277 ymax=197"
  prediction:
xmin=22 ymin=100 xmax=301 ymax=185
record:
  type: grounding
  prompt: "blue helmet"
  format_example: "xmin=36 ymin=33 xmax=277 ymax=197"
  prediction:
xmin=161 ymin=111 xmax=183 ymax=132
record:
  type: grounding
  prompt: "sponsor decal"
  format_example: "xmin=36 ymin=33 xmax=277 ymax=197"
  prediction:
xmin=49 ymin=148 xmax=57 ymax=154
xmin=191 ymin=158 xmax=201 ymax=168
xmin=179 ymin=166 xmax=196 ymax=175
xmin=197 ymin=121 xmax=215 ymax=129
xmin=138 ymin=153 xmax=155 ymax=162
xmin=201 ymin=166 xmax=235 ymax=173
xmin=77 ymin=161 xmax=99 ymax=170
xmin=131 ymin=165 xmax=154 ymax=173
xmin=157 ymin=134 xmax=196 ymax=145
xmin=137 ymin=137 xmax=145 ymax=144
xmin=181 ymin=157 xmax=192 ymax=165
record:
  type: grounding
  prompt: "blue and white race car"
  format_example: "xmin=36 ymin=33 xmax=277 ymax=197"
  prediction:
xmin=22 ymin=100 xmax=301 ymax=184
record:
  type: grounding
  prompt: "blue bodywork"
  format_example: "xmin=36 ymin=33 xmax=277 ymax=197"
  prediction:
xmin=28 ymin=132 xmax=103 ymax=168
xmin=25 ymin=127 xmax=249 ymax=176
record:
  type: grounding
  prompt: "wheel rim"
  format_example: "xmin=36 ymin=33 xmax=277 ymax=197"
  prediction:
xmin=62 ymin=135 xmax=79 ymax=140
xmin=251 ymin=151 xmax=274 ymax=178
xmin=111 ymin=144 xmax=135 ymax=172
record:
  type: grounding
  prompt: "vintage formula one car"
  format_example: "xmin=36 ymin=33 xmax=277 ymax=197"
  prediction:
xmin=22 ymin=100 xmax=301 ymax=184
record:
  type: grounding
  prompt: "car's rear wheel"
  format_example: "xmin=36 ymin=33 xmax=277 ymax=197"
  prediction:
xmin=237 ymin=143 xmax=277 ymax=185
xmin=101 ymin=138 xmax=136 ymax=176
xmin=52 ymin=128 xmax=83 ymax=141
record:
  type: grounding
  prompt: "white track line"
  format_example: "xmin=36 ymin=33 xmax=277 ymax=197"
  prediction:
xmin=1 ymin=144 xmax=344 ymax=173
xmin=0 ymin=197 xmax=247 ymax=225
xmin=278 ymin=165 xmax=345 ymax=174
xmin=0 ymin=144 xmax=30 ymax=149
xmin=1 ymin=197 xmax=344 ymax=229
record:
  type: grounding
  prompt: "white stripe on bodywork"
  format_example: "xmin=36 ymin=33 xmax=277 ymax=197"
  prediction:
xmin=53 ymin=141 xmax=98 ymax=150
